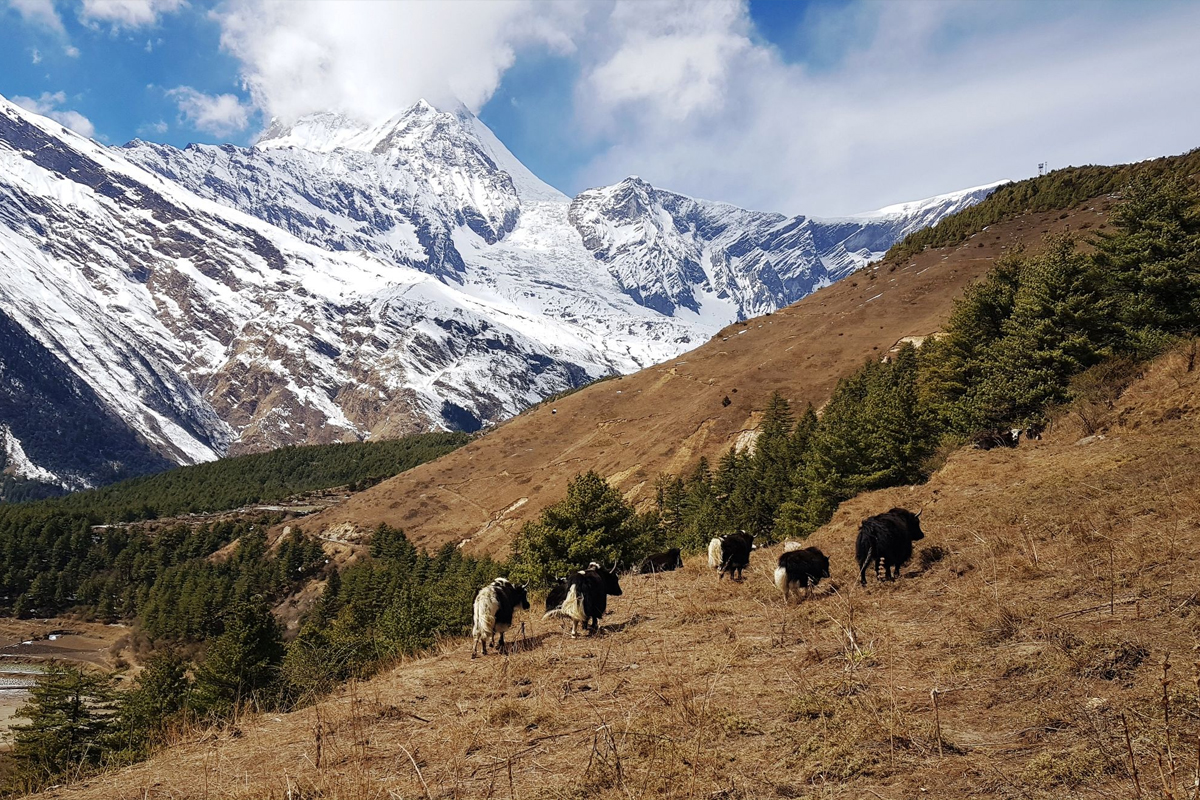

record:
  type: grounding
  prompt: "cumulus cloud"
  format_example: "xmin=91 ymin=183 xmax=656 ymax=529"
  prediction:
xmin=572 ymin=0 xmax=1200 ymax=214
xmin=166 ymin=86 xmax=252 ymax=136
xmin=12 ymin=91 xmax=96 ymax=138
xmin=138 ymin=119 xmax=169 ymax=136
xmin=205 ymin=0 xmax=1200 ymax=214
xmin=79 ymin=0 xmax=184 ymax=29
xmin=583 ymin=1 xmax=752 ymax=125
xmin=214 ymin=0 xmax=585 ymax=124
xmin=7 ymin=0 xmax=63 ymax=32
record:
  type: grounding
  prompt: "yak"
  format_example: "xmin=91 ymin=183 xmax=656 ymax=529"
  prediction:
xmin=543 ymin=562 xmax=623 ymax=637
xmin=635 ymin=548 xmax=684 ymax=574
xmin=708 ymin=531 xmax=754 ymax=580
xmin=856 ymin=508 xmax=925 ymax=586
xmin=471 ymin=578 xmax=530 ymax=657
xmin=545 ymin=576 xmax=569 ymax=613
xmin=774 ymin=546 xmax=831 ymax=602
xmin=972 ymin=428 xmax=1021 ymax=450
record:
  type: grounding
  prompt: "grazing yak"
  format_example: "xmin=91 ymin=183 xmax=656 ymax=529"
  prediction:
xmin=545 ymin=576 xmax=569 ymax=613
xmin=708 ymin=531 xmax=754 ymax=580
xmin=635 ymin=548 xmax=684 ymax=574
xmin=774 ymin=546 xmax=831 ymax=602
xmin=972 ymin=428 xmax=1021 ymax=450
xmin=543 ymin=562 xmax=623 ymax=637
xmin=856 ymin=508 xmax=925 ymax=585
xmin=471 ymin=578 xmax=530 ymax=657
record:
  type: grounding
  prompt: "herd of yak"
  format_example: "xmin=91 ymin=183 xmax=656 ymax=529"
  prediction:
xmin=471 ymin=507 xmax=926 ymax=657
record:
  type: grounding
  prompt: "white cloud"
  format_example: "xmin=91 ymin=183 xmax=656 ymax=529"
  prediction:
xmin=205 ymin=0 xmax=1200 ymax=214
xmin=214 ymin=0 xmax=585 ymax=124
xmin=7 ymin=0 xmax=63 ymax=32
xmin=166 ymin=86 xmax=251 ymax=136
xmin=570 ymin=0 xmax=1200 ymax=215
xmin=583 ymin=2 xmax=751 ymax=124
xmin=79 ymin=0 xmax=184 ymax=28
xmin=12 ymin=91 xmax=96 ymax=138
xmin=64 ymin=44 xmax=80 ymax=57
xmin=138 ymin=119 xmax=169 ymax=136
xmin=30 ymin=47 xmax=41 ymax=64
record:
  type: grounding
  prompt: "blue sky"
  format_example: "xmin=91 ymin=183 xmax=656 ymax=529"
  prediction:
xmin=3 ymin=1 xmax=1199 ymax=215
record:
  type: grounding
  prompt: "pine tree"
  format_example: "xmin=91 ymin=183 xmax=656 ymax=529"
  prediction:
xmin=1093 ymin=173 xmax=1200 ymax=354
xmin=509 ymin=471 xmax=643 ymax=585
xmin=192 ymin=600 xmax=284 ymax=716
xmin=8 ymin=664 xmax=118 ymax=793
xmin=918 ymin=250 xmax=1022 ymax=434
xmin=977 ymin=236 xmax=1112 ymax=421
xmin=115 ymin=650 xmax=191 ymax=754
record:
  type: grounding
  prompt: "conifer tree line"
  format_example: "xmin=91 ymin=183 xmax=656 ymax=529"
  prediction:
xmin=25 ymin=431 xmax=469 ymax=520
xmin=510 ymin=164 xmax=1200 ymax=584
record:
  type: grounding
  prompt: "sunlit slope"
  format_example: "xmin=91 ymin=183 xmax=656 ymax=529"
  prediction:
xmin=301 ymin=201 xmax=1108 ymax=555
xmin=43 ymin=339 xmax=1200 ymax=800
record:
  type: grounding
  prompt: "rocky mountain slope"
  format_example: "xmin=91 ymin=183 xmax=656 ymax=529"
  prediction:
xmin=0 ymin=95 xmax=995 ymax=493
xmin=297 ymin=199 xmax=1109 ymax=555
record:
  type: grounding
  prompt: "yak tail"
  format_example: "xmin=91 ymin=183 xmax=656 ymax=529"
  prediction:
xmin=773 ymin=565 xmax=788 ymax=592
xmin=472 ymin=586 xmax=499 ymax=640
xmin=707 ymin=538 xmax=722 ymax=570
xmin=858 ymin=546 xmax=873 ymax=586
xmin=542 ymin=584 xmax=585 ymax=623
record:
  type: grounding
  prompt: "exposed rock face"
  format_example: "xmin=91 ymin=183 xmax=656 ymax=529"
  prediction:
xmin=0 ymin=94 xmax=998 ymax=491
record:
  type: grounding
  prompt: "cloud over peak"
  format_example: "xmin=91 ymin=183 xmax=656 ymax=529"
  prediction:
xmin=215 ymin=0 xmax=584 ymax=126
xmin=166 ymin=86 xmax=252 ymax=137
xmin=12 ymin=90 xmax=95 ymax=138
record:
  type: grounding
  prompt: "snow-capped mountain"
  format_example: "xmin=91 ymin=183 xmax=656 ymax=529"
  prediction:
xmin=0 ymin=94 xmax=998 ymax=492
xmin=567 ymin=177 xmax=999 ymax=318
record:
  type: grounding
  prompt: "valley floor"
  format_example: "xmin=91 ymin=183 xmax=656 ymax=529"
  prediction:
xmin=37 ymin=347 xmax=1200 ymax=799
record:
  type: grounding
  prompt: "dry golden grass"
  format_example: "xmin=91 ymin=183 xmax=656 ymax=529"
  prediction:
xmin=299 ymin=204 xmax=1110 ymax=559
xmin=39 ymin=346 xmax=1200 ymax=800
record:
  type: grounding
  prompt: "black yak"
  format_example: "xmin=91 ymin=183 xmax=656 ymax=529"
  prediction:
xmin=635 ymin=548 xmax=684 ymax=574
xmin=543 ymin=562 xmax=623 ymax=637
xmin=471 ymin=578 xmax=530 ymax=657
xmin=856 ymin=508 xmax=925 ymax=585
xmin=774 ymin=546 xmax=831 ymax=602
xmin=708 ymin=531 xmax=754 ymax=580
xmin=972 ymin=428 xmax=1021 ymax=450
xmin=545 ymin=576 xmax=569 ymax=613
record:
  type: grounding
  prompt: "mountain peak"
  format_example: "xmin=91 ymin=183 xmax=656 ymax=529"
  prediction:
xmin=254 ymin=100 xmax=482 ymax=156
xmin=255 ymin=110 xmax=370 ymax=151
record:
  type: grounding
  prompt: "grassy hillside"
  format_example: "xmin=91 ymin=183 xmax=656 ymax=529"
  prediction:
xmin=8 ymin=148 xmax=1199 ymax=797
xmin=884 ymin=148 xmax=1200 ymax=262
xmin=38 ymin=346 xmax=1200 ymax=800
xmin=297 ymin=203 xmax=1109 ymax=555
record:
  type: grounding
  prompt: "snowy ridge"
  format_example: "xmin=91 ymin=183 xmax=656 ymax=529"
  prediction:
xmin=0 ymin=93 xmax=997 ymax=488
xmin=0 ymin=425 xmax=61 ymax=486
